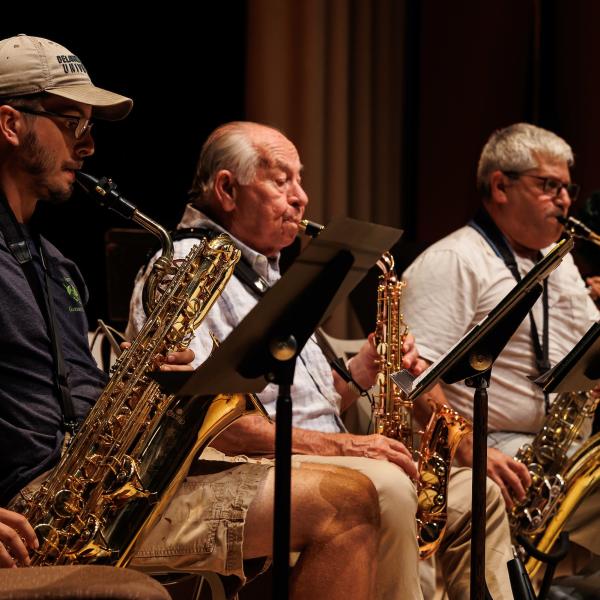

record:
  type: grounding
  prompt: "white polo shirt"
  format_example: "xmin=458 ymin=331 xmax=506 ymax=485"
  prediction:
xmin=401 ymin=225 xmax=598 ymax=434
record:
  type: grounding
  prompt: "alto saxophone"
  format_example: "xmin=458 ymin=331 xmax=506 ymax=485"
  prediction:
xmin=10 ymin=173 xmax=268 ymax=566
xmin=510 ymin=217 xmax=600 ymax=578
xmin=374 ymin=252 xmax=472 ymax=560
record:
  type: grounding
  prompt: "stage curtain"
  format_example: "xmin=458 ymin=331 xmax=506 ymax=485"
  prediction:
xmin=246 ymin=0 xmax=406 ymax=337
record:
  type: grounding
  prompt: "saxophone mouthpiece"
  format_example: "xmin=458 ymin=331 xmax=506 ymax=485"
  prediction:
xmin=299 ymin=219 xmax=324 ymax=238
xmin=558 ymin=215 xmax=592 ymax=237
xmin=76 ymin=171 xmax=137 ymax=220
xmin=74 ymin=170 xmax=98 ymax=194
xmin=558 ymin=215 xmax=600 ymax=246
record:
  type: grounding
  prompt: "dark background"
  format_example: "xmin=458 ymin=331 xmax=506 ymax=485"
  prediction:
xmin=4 ymin=1 xmax=600 ymax=331
xmin=2 ymin=8 xmax=248 ymax=323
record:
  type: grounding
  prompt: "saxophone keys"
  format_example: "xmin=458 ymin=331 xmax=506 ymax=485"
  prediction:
xmin=418 ymin=487 xmax=439 ymax=511
xmin=33 ymin=523 xmax=63 ymax=561
xmin=417 ymin=518 xmax=444 ymax=544
xmin=425 ymin=455 xmax=447 ymax=478
xmin=53 ymin=489 xmax=83 ymax=518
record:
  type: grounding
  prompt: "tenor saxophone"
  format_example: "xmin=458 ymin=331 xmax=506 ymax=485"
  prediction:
xmin=373 ymin=252 xmax=472 ymax=559
xmin=10 ymin=173 xmax=268 ymax=566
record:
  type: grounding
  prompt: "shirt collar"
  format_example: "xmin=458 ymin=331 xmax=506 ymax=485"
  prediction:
xmin=178 ymin=204 xmax=281 ymax=283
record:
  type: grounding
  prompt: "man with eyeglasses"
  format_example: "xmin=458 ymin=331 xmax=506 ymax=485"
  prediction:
xmin=400 ymin=123 xmax=600 ymax=593
xmin=0 ymin=34 xmax=383 ymax=599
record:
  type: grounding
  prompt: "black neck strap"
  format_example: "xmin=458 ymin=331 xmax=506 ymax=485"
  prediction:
xmin=0 ymin=193 xmax=77 ymax=433
xmin=469 ymin=207 xmax=551 ymax=412
xmin=173 ymin=228 xmax=270 ymax=298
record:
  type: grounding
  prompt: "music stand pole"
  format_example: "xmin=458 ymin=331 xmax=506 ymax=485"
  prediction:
xmin=465 ymin=368 xmax=492 ymax=600
xmin=269 ymin=337 xmax=298 ymax=599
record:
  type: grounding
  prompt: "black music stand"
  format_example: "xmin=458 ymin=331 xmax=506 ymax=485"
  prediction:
xmin=391 ymin=237 xmax=574 ymax=600
xmin=153 ymin=217 xmax=403 ymax=599
xmin=534 ymin=321 xmax=600 ymax=394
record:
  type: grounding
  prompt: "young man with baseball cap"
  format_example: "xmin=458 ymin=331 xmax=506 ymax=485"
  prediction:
xmin=0 ymin=35 xmax=382 ymax=599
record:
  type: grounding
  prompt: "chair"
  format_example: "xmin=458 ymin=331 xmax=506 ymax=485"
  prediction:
xmin=154 ymin=571 xmax=227 ymax=600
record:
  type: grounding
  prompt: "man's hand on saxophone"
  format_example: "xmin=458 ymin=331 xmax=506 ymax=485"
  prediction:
xmin=457 ymin=439 xmax=531 ymax=509
xmin=0 ymin=508 xmax=37 ymax=568
xmin=334 ymin=331 xmax=424 ymax=479
xmin=336 ymin=332 xmax=426 ymax=411
xmin=335 ymin=433 xmax=418 ymax=479
xmin=120 ymin=342 xmax=195 ymax=372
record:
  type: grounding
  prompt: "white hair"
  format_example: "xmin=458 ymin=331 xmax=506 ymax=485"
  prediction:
xmin=188 ymin=122 xmax=265 ymax=208
xmin=476 ymin=123 xmax=574 ymax=197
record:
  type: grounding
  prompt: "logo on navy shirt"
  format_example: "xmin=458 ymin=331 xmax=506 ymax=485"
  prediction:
xmin=63 ymin=277 xmax=83 ymax=312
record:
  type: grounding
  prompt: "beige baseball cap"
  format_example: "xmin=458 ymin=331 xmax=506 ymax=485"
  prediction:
xmin=0 ymin=34 xmax=132 ymax=120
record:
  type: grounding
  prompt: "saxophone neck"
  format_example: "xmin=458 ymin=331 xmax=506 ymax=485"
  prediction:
xmin=376 ymin=251 xmax=396 ymax=276
xmin=75 ymin=171 xmax=174 ymax=314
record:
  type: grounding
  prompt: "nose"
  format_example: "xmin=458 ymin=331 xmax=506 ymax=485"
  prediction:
xmin=556 ymin=186 xmax=572 ymax=212
xmin=289 ymin=180 xmax=309 ymax=211
xmin=75 ymin=130 xmax=95 ymax=158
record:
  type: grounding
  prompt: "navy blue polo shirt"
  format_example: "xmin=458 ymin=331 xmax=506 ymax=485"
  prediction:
xmin=0 ymin=227 xmax=107 ymax=505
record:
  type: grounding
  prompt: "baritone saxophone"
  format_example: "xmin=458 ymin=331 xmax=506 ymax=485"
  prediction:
xmin=511 ymin=217 xmax=600 ymax=578
xmin=10 ymin=173 xmax=268 ymax=566
xmin=511 ymin=390 xmax=600 ymax=578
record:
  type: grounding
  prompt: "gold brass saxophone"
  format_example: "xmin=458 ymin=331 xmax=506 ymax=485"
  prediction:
xmin=510 ymin=391 xmax=598 ymax=537
xmin=509 ymin=218 xmax=600 ymax=577
xmin=373 ymin=252 xmax=472 ymax=559
xmin=510 ymin=391 xmax=600 ymax=577
xmin=525 ymin=426 xmax=600 ymax=578
xmin=10 ymin=173 xmax=268 ymax=566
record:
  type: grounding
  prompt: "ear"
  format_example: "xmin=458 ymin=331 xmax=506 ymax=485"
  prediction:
xmin=213 ymin=170 xmax=237 ymax=212
xmin=489 ymin=170 xmax=509 ymax=205
xmin=0 ymin=105 xmax=25 ymax=147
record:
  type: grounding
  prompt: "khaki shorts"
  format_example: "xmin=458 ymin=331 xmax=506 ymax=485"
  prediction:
xmin=131 ymin=447 xmax=272 ymax=588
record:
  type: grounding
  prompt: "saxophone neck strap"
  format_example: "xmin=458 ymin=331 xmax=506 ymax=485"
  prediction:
xmin=0 ymin=193 xmax=76 ymax=433
xmin=469 ymin=207 xmax=551 ymax=412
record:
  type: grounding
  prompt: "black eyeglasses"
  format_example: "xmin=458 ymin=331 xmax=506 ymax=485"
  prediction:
xmin=13 ymin=106 xmax=93 ymax=139
xmin=503 ymin=171 xmax=580 ymax=202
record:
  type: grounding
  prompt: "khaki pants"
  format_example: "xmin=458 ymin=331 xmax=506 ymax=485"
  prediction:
xmin=439 ymin=467 xmax=513 ymax=600
xmin=294 ymin=457 xmax=513 ymax=600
